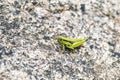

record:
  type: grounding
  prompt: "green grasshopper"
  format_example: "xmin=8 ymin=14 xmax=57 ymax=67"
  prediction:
xmin=57 ymin=36 xmax=88 ymax=52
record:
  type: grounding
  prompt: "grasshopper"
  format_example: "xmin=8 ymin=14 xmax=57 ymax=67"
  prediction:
xmin=57 ymin=36 xmax=88 ymax=52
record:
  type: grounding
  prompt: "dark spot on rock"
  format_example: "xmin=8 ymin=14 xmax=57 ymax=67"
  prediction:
xmin=90 ymin=45 xmax=94 ymax=49
xmin=15 ymin=32 xmax=20 ymax=36
xmin=68 ymin=25 xmax=73 ymax=29
xmin=15 ymin=10 xmax=20 ymax=14
xmin=1 ymin=21 xmax=9 ymax=29
xmin=81 ymin=4 xmax=86 ymax=14
xmin=1 ymin=29 xmax=6 ymax=34
xmin=0 ymin=15 xmax=4 ymax=21
xmin=55 ymin=48 xmax=59 ymax=52
xmin=71 ymin=12 xmax=76 ymax=17
xmin=95 ymin=46 xmax=98 ymax=49
xmin=88 ymin=36 xmax=92 ymax=39
xmin=112 ymin=52 xmax=120 ymax=57
xmin=108 ymin=42 xmax=115 ymax=46
xmin=70 ymin=4 xmax=78 ymax=11
xmin=14 ymin=1 xmax=21 ymax=8
xmin=32 ymin=1 xmax=38 ymax=5
xmin=11 ymin=41 xmax=16 ymax=45
xmin=43 ymin=36 xmax=50 ymax=40
xmin=26 ymin=70 xmax=33 ymax=75
xmin=116 ymin=11 xmax=120 ymax=15
xmin=29 ymin=17 xmax=32 ymax=21
xmin=44 ymin=70 xmax=51 ymax=78
xmin=49 ymin=26 xmax=54 ymax=28
xmin=41 ymin=16 xmax=46 ymax=19
xmin=5 ymin=49 xmax=14 ymax=55
xmin=0 ymin=52 xmax=2 ymax=59
xmin=0 ymin=47 xmax=5 ymax=59
xmin=10 ymin=21 xmax=20 ymax=29
xmin=0 ymin=4 xmax=4 ymax=10
xmin=57 ymin=17 xmax=61 ymax=20
xmin=25 ymin=7 xmax=33 ymax=12
xmin=109 ymin=49 xmax=114 ymax=53
xmin=1 ymin=20 xmax=19 ymax=30
xmin=40 ymin=78 xmax=45 ymax=80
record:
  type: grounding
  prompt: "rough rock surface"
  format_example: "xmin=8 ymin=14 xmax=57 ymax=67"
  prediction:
xmin=0 ymin=0 xmax=120 ymax=80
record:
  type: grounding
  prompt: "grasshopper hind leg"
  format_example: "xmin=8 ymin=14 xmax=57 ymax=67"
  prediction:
xmin=66 ymin=45 xmax=75 ymax=53
xmin=61 ymin=44 xmax=65 ymax=53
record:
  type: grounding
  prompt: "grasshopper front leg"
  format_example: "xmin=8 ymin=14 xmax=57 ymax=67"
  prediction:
xmin=58 ymin=39 xmax=72 ymax=53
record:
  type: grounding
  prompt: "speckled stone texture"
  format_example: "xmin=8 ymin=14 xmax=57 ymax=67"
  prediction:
xmin=0 ymin=0 xmax=120 ymax=80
